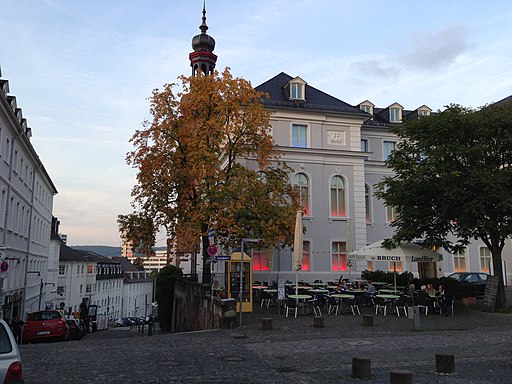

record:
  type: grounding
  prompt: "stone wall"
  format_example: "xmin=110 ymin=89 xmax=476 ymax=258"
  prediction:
xmin=170 ymin=277 xmax=222 ymax=332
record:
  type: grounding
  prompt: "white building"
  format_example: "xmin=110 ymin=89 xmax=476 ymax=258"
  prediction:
xmin=0 ymin=69 xmax=57 ymax=321
xmin=115 ymin=256 xmax=153 ymax=318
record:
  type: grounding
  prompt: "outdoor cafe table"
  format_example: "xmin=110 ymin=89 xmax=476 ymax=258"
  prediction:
xmin=287 ymin=294 xmax=313 ymax=314
xmin=376 ymin=294 xmax=400 ymax=300
xmin=309 ymin=289 xmax=329 ymax=294
xmin=379 ymin=289 xmax=401 ymax=294
xmin=330 ymin=293 xmax=355 ymax=300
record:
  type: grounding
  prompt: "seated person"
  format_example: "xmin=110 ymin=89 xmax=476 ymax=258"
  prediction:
xmin=362 ymin=280 xmax=376 ymax=305
xmin=426 ymin=283 xmax=435 ymax=296
xmin=416 ymin=286 xmax=433 ymax=312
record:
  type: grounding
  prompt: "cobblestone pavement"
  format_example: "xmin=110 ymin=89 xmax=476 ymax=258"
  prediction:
xmin=19 ymin=296 xmax=512 ymax=384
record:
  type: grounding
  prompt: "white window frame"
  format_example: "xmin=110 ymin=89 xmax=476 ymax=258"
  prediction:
xmin=329 ymin=175 xmax=346 ymax=218
xmin=479 ymin=247 xmax=491 ymax=273
xmin=292 ymin=173 xmax=310 ymax=216
xmin=365 ymin=184 xmax=372 ymax=223
xmin=291 ymin=124 xmax=308 ymax=148
xmin=453 ymin=248 xmax=467 ymax=272
xmin=383 ymin=141 xmax=396 ymax=161
xmin=389 ymin=107 xmax=402 ymax=123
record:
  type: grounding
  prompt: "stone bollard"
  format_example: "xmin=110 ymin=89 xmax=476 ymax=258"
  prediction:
xmin=313 ymin=316 xmax=324 ymax=328
xmin=261 ymin=318 xmax=273 ymax=330
xmin=362 ymin=314 xmax=373 ymax=326
xmin=390 ymin=369 xmax=413 ymax=384
xmin=352 ymin=357 xmax=371 ymax=379
xmin=435 ymin=354 xmax=455 ymax=374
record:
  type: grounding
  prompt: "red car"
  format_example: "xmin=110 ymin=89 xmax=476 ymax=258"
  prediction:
xmin=22 ymin=310 xmax=69 ymax=343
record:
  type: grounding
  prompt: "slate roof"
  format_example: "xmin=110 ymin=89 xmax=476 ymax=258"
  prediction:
xmin=60 ymin=244 xmax=120 ymax=264
xmin=255 ymin=72 xmax=369 ymax=117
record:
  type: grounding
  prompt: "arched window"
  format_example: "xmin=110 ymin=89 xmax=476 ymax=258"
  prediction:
xmin=365 ymin=184 xmax=372 ymax=223
xmin=293 ymin=173 xmax=310 ymax=215
xmin=330 ymin=176 xmax=346 ymax=217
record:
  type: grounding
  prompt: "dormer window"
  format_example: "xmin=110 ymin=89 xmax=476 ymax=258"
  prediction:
xmin=388 ymin=103 xmax=403 ymax=123
xmin=291 ymin=83 xmax=303 ymax=99
xmin=359 ymin=100 xmax=375 ymax=115
xmin=417 ymin=105 xmax=432 ymax=118
xmin=287 ymin=76 xmax=307 ymax=101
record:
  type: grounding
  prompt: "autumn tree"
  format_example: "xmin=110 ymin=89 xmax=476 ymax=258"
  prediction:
xmin=376 ymin=102 xmax=512 ymax=310
xmin=119 ymin=68 xmax=299 ymax=284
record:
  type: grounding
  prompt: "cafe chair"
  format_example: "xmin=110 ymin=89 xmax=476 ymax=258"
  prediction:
xmin=327 ymin=296 xmax=340 ymax=316
xmin=260 ymin=291 xmax=272 ymax=308
xmin=374 ymin=296 xmax=388 ymax=316
xmin=415 ymin=296 xmax=431 ymax=315
xmin=395 ymin=295 xmax=408 ymax=317
xmin=307 ymin=298 xmax=322 ymax=317
xmin=348 ymin=297 xmax=360 ymax=316
xmin=285 ymin=298 xmax=299 ymax=318
xmin=440 ymin=296 xmax=455 ymax=317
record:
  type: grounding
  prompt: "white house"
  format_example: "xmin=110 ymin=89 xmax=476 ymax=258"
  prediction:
xmin=0 ymin=69 xmax=57 ymax=321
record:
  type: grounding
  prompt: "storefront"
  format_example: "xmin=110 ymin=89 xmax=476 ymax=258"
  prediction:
xmin=2 ymin=291 xmax=23 ymax=321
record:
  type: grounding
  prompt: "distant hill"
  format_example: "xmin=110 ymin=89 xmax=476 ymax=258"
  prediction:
xmin=70 ymin=245 xmax=167 ymax=257
xmin=71 ymin=245 xmax=121 ymax=257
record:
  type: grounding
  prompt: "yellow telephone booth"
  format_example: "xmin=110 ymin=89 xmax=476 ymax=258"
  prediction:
xmin=225 ymin=252 xmax=253 ymax=312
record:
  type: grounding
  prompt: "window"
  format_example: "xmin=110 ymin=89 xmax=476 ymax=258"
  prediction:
xmin=389 ymin=107 xmax=401 ymax=122
xmin=386 ymin=205 xmax=397 ymax=224
xmin=366 ymin=261 xmax=373 ymax=271
xmin=330 ymin=176 xmax=346 ymax=217
xmin=253 ymin=250 xmax=270 ymax=271
xmin=86 ymin=284 xmax=92 ymax=293
xmin=292 ymin=124 xmax=307 ymax=148
xmin=293 ymin=173 xmax=310 ymax=215
xmin=479 ymin=247 xmax=491 ymax=273
xmin=365 ymin=185 xmax=372 ymax=223
xmin=58 ymin=265 xmax=65 ymax=275
xmin=302 ymin=241 xmax=311 ymax=271
xmin=361 ymin=105 xmax=372 ymax=114
xmin=331 ymin=241 xmax=348 ymax=271
xmin=383 ymin=141 xmax=396 ymax=161
xmin=453 ymin=248 xmax=467 ymax=272
xmin=290 ymin=83 xmax=304 ymax=100
xmin=389 ymin=261 xmax=403 ymax=272
xmin=361 ymin=139 xmax=368 ymax=152
xmin=57 ymin=286 xmax=66 ymax=295
xmin=418 ymin=110 xmax=430 ymax=117
xmin=87 ymin=264 xmax=93 ymax=273
xmin=79 ymin=284 xmax=83 ymax=295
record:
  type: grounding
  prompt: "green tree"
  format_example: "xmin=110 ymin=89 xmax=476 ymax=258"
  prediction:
xmin=119 ymin=68 xmax=299 ymax=284
xmin=376 ymin=102 xmax=512 ymax=310
xmin=132 ymin=257 xmax=145 ymax=271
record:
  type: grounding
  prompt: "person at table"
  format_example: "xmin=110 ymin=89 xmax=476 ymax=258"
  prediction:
xmin=362 ymin=280 xmax=376 ymax=305
xmin=426 ymin=283 xmax=435 ymax=296
xmin=416 ymin=285 xmax=433 ymax=312
xmin=438 ymin=284 xmax=453 ymax=317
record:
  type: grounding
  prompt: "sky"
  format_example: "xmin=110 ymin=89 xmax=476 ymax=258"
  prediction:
xmin=1 ymin=0 xmax=512 ymax=246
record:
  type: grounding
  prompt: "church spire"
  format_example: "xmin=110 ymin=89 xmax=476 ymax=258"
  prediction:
xmin=189 ymin=1 xmax=217 ymax=76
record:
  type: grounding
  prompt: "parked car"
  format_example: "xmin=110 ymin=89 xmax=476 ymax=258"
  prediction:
xmin=121 ymin=317 xmax=135 ymax=326
xmin=0 ymin=319 xmax=24 ymax=383
xmin=66 ymin=320 xmax=82 ymax=340
xmin=22 ymin=310 xmax=69 ymax=343
xmin=447 ymin=272 xmax=490 ymax=297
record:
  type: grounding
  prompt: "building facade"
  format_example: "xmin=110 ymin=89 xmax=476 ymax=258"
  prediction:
xmin=0 ymin=69 xmax=57 ymax=321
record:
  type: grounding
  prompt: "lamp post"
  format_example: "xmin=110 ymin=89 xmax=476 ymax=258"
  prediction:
xmin=239 ymin=238 xmax=260 ymax=327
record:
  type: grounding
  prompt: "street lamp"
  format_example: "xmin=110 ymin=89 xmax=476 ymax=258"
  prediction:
xmin=239 ymin=238 xmax=260 ymax=327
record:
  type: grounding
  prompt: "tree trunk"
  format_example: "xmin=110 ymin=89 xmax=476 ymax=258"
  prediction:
xmin=491 ymin=247 xmax=507 ymax=310
xmin=201 ymin=224 xmax=211 ymax=284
